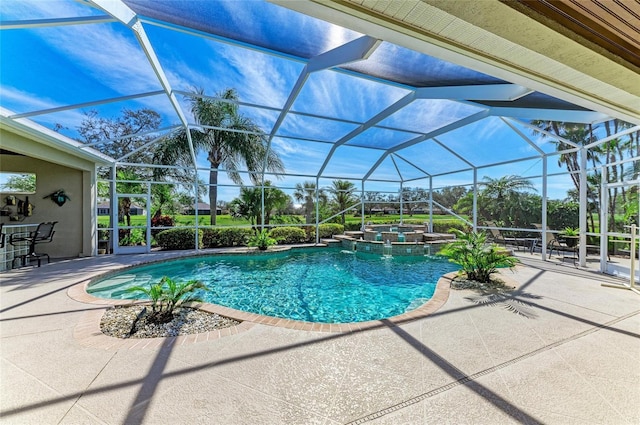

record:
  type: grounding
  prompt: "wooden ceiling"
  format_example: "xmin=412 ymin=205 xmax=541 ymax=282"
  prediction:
xmin=512 ymin=0 xmax=640 ymax=69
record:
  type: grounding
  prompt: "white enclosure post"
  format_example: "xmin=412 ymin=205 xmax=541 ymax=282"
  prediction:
xmin=472 ymin=168 xmax=478 ymax=231
xmin=399 ymin=181 xmax=404 ymax=224
xmin=193 ymin=177 xmax=199 ymax=251
xmin=541 ymin=156 xmax=548 ymax=259
xmin=315 ymin=176 xmax=320 ymax=244
xmin=428 ymin=177 xmax=433 ymax=233
xmin=361 ymin=181 xmax=365 ymax=231
xmin=579 ymin=148 xmax=588 ymax=267
xmin=630 ymin=224 xmax=636 ymax=289
xmin=599 ymin=166 xmax=608 ymax=272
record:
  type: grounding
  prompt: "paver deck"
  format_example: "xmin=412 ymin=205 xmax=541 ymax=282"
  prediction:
xmin=1 ymin=250 xmax=638 ymax=424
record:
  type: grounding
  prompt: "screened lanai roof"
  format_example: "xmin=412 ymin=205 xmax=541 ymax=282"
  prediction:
xmin=1 ymin=0 xmax=638 ymax=192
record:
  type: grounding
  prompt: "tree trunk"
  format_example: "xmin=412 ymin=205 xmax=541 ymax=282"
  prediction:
xmin=120 ymin=197 xmax=132 ymax=226
xmin=209 ymin=168 xmax=218 ymax=226
xmin=306 ymin=199 xmax=313 ymax=224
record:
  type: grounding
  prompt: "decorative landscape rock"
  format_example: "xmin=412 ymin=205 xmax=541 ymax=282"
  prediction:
xmin=100 ymin=306 xmax=240 ymax=339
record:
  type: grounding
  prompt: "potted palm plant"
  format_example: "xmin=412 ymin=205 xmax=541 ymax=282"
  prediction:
xmin=561 ymin=227 xmax=579 ymax=247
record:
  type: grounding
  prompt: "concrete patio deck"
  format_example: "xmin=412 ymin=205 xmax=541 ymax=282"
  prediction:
xmin=1 ymin=250 xmax=638 ymax=424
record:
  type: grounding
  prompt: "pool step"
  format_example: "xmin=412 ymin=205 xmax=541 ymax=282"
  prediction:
xmin=320 ymin=238 xmax=342 ymax=247
xmin=87 ymin=274 xmax=152 ymax=294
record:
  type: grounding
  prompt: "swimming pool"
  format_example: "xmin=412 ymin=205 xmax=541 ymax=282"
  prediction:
xmin=88 ymin=248 xmax=459 ymax=323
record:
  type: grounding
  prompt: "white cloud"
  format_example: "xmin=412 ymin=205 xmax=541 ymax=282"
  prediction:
xmin=0 ymin=85 xmax=86 ymax=126
xmin=295 ymin=70 xmax=410 ymax=123
xmin=4 ymin=1 xmax=193 ymax=121
xmin=208 ymin=43 xmax=298 ymax=109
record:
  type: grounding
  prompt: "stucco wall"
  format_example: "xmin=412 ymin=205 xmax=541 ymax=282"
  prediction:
xmin=0 ymin=129 xmax=96 ymax=258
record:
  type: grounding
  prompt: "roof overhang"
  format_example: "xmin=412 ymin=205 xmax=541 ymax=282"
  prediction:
xmin=274 ymin=0 xmax=639 ymax=125
xmin=0 ymin=108 xmax=114 ymax=167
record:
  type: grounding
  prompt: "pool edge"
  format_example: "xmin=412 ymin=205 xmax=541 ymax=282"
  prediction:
xmin=68 ymin=272 xmax=464 ymax=351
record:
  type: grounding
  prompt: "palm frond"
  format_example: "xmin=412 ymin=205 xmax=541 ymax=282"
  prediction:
xmin=465 ymin=291 xmax=539 ymax=318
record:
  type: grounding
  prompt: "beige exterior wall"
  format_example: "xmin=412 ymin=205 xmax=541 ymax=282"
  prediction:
xmin=0 ymin=129 xmax=97 ymax=258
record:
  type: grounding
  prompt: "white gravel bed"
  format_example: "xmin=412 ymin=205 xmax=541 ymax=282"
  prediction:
xmin=101 ymin=305 xmax=241 ymax=339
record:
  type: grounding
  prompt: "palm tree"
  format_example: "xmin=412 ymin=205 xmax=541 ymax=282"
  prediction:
xmin=229 ymin=181 xmax=290 ymax=229
xmin=530 ymin=121 xmax=607 ymax=232
xmin=154 ymin=88 xmax=284 ymax=225
xmin=481 ymin=175 xmax=535 ymax=200
xmin=481 ymin=175 xmax=536 ymax=226
xmin=294 ymin=181 xmax=327 ymax=224
xmin=329 ymin=180 xmax=357 ymax=225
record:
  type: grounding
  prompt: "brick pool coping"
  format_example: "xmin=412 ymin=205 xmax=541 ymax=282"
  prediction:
xmin=68 ymin=253 xmax=517 ymax=350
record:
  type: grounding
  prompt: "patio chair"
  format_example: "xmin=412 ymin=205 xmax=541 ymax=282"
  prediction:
xmin=485 ymin=221 xmax=525 ymax=249
xmin=9 ymin=221 xmax=57 ymax=267
xmin=531 ymin=224 xmax=570 ymax=258
xmin=0 ymin=223 xmax=5 ymax=249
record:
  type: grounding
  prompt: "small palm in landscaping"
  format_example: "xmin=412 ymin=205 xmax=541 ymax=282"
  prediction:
xmin=126 ymin=276 xmax=208 ymax=323
xmin=440 ymin=229 xmax=518 ymax=283
xmin=248 ymin=229 xmax=277 ymax=250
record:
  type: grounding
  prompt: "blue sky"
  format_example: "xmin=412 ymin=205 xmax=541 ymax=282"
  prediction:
xmin=1 ymin=0 xmax=605 ymax=203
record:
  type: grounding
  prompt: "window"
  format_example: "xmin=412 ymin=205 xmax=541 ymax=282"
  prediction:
xmin=0 ymin=172 xmax=36 ymax=194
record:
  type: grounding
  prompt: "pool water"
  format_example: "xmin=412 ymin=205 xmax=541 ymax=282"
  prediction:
xmin=88 ymin=248 xmax=459 ymax=323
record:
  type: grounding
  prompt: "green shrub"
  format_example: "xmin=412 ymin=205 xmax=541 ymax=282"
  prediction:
xmin=547 ymin=200 xmax=579 ymax=230
xmin=308 ymin=223 xmax=344 ymax=240
xmin=440 ymin=230 xmax=518 ymax=283
xmin=319 ymin=223 xmax=344 ymax=238
xmin=432 ymin=220 xmax=470 ymax=233
xmin=399 ymin=219 xmax=426 ymax=225
xmin=269 ymin=227 xmax=307 ymax=244
xmin=248 ymin=229 xmax=277 ymax=250
xmin=119 ymin=228 xmax=146 ymax=246
xmin=202 ymin=227 xmax=253 ymax=247
xmin=156 ymin=228 xmax=203 ymax=250
xmin=97 ymin=223 xmax=110 ymax=241
xmin=344 ymin=222 xmax=362 ymax=231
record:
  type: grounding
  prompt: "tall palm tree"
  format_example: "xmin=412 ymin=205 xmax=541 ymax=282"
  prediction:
xmin=154 ymin=88 xmax=284 ymax=225
xmin=329 ymin=180 xmax=357 ymax=225
xmin=530 ymin=121 xmax=605 ymax=232
xmin=529 ymin=121 xmax=601 ymax=195
xmin=294 ymin=181 xmax=326 ymax=224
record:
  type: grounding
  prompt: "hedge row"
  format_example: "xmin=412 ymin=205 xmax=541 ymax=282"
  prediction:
xmin=154 ymin=221 xmax=473 ymax=250
xmin=268 ymin=224 xmax=345 ymax=243
xmin=203 ymin=228 xmax=253 ymax=247
xmin=156 ymin=224 xmax=350 ymax=250
xmin=156 ymin=227 xmax=253 ymax=250
xmin=431 ymin=220 xmax=470 ymax=233
xmin=155 ymin=228 xmax=203 ymax=250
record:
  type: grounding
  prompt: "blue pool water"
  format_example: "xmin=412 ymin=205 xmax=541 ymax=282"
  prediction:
xmin=88 ymin=248 xmax=459 ymax=323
